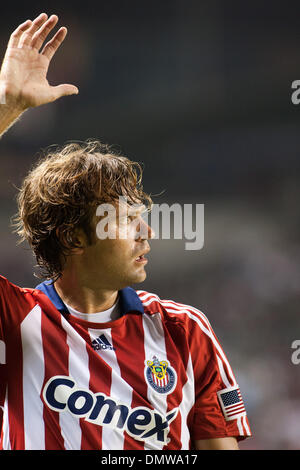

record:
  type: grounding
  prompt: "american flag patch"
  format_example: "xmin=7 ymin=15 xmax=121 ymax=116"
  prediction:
xmin=217 ymin=385 xmax=246 ymax=421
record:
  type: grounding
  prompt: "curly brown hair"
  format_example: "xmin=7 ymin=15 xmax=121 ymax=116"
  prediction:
xmin=13 ymin=140 xmax=152 ymax=281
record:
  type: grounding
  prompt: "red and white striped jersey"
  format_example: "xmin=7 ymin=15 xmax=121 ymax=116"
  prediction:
xmin=0 ymin=275 xmax=251 ymax=450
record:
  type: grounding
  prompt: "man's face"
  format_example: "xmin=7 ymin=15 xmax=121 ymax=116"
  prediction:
xmin=78 ymin=200 xmax=153 ymax=291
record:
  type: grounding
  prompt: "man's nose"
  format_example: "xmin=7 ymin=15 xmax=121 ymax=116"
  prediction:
xmin=135 ymin=217 xmax=155 ymax=240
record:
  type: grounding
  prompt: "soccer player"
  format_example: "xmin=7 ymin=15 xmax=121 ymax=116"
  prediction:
xmin=0 ymin=14 xmax=251 ymax=450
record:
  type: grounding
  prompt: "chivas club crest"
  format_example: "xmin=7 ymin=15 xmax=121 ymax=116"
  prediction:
xmin=145 ymin=355 xmax=177 ymax=394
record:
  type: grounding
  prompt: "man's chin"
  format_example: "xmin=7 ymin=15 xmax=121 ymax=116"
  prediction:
xmin=130 ymin=268 xmax=147 ymax=285
xmin=117 ymin=269 xmax=147 ymax=290
xmin=134 ymin=270 xmax=147 ymax=283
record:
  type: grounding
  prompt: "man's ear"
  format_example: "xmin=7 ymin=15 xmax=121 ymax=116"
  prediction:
xmin=55 ymin=227 xmax=86 ymax=255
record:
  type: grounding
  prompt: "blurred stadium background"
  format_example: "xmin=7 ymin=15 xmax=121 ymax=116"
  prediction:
xmin=1 ymin=0 xmax=300 ymax=450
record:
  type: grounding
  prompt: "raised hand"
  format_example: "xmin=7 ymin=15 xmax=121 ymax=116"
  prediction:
xmin=0 ymin=13 xmax=79 ymax=110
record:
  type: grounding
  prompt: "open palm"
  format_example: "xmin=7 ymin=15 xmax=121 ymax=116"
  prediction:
xmin=0 ymin=13 xmax=78 ymax=109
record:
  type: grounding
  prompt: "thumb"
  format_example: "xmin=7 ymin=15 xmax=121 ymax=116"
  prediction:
xmin=51 ymin=83 xmax=79 ymax=100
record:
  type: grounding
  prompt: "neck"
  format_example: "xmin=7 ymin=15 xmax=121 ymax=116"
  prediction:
xmin=54 ymin=271 xmax=119 ymax=314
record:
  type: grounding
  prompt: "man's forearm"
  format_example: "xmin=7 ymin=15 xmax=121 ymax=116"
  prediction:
xmin=194 ymin=437 xmax=239 ymax=450
xmin=0 ymin=89 xmax=25 ymax=137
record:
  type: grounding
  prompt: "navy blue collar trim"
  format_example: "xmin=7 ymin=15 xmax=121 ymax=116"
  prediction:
xmin=35 ymin=281 xmax=145 ymax=316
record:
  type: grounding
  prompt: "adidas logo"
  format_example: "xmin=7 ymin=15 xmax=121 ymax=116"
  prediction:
xmin=92 ymin=334 xmax=115 ymax=351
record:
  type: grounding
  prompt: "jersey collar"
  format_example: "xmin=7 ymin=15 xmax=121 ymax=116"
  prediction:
xmin=35 ymin=280 xmax=144 ymax=316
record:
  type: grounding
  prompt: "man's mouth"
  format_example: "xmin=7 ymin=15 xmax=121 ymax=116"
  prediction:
xmin=135 ymin=254 xmax=148 ymax=263
xmin=135 ymin=248 xmax=150 ymax=263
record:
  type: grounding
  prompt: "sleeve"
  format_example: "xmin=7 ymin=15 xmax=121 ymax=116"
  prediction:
xmin=0 ymin=275 xmax=27 ymax=433
xmin=0 ymin=279 xmax=7 ymax=434
xmin=187 ymin=309 xmax=251 ymax=442
xmin=0 ymin=344 xmax=5 ymax=433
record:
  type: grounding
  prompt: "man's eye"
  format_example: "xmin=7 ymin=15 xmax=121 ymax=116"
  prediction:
xmin=122 ymin=215 xmax=134 ymax=224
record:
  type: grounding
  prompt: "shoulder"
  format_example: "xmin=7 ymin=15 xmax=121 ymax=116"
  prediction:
xmin=0 ymin=274 xmax=34 ymax=297
xmin=136 ymin=289 xmax=231 ymax=374
xmin=136 ymin=289 xmax=213 ymax=335
xmin=0 ymin=275 xmax=38 ymax=322
xmin=135 ymin=291 xmax=238 ymax=389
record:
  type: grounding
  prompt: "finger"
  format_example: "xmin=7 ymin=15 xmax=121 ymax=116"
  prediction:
xmin=31 ymin=15 xmax=59 ymax=51
xmin=7 ymin=19 xmax=32 ymax=48
xmin=50 ymin=83 xmax=79 ymax=101
xmin=18 ymin=13 xmax=49 ymax=47
xmin=41 ymin=27 xmax=68 ymax=61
